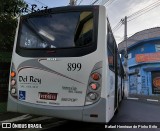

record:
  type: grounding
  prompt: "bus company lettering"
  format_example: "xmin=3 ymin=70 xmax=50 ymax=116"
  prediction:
xmin=62 ymin=86 xmax=82 ymax=94
xmin=61 ymin=98 xmax=78 ymax=102
xmin=19 ymin=76 xmax=41 ymax=84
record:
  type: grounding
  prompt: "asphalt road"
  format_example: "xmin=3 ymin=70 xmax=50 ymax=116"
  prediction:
xmin=1 ymin=99 xmax=160 ymax=131
xmin=46 ymin=99 xmax=160 ymax=131
xmin=111 ymin=99 xmax=160 ymax=122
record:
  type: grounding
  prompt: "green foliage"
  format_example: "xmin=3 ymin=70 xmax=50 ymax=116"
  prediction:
xmin=0 ymin=0 xmax=26 ymax=51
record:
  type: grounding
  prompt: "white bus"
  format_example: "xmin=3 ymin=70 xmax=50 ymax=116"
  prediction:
xmin=7 ymin=5 xmax=124 ymax=123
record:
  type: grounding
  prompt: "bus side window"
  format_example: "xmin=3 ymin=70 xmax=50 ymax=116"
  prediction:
xmin=107 ymin=21 xmax=115 ymax=71
xmin=117 ymin=53 xmax=121 ymax=76
xmin=108 ymin=50 xmax=114 ymax=70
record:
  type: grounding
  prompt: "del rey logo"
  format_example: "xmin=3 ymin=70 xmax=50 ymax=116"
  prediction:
xmin=19 ymin=76 xmax=41 ymax=84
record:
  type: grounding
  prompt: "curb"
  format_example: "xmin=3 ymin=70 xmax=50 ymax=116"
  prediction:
xmin=146 ymin=99 xmax=159 ymax=102
xmin=127 ymin=97 xmax=139 ymax=100
xmin=127 ymin=97 xmax=160 ymax=103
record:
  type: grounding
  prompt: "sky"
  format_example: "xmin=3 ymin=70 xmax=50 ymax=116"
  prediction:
xmin=24 ymin=0 xmax=160 ymax=44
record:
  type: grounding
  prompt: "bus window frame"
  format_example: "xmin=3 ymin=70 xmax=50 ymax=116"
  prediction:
xmin=16 ymin=6 xmax=99 ymax=57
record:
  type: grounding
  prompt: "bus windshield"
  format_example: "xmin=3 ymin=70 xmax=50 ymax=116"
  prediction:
xmin=19 ymin=11 xmax=94 ymax=49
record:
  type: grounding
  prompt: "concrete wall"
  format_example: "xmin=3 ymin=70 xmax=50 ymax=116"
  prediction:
xmin=124 ymin=38 xmax=160 ymax=96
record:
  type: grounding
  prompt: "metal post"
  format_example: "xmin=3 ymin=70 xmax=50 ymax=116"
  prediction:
xmin=124 ymin=16 xmax=128 ymax=80
xmin=123 ymin=16 xmax=128 ymax=97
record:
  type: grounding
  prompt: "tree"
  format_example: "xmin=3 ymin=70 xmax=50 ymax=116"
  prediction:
xmin=0 ymin=0 xmax=26 ymax=51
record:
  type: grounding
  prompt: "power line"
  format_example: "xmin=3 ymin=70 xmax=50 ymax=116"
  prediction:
xmin=90 ymin=0 xmax=95 ymax=4
xmin=78 ymin=0 xmax=83 ymax=5
xmin=128 ymin=3 xmax=160 ymax=22
xmin=113 ymin=20 xmax=122 ymax=30
xmin=101 ymin=0 xmax=109 ymax=5
xmin=127 ymin=0 xmax=160 ymax=22
xmin=112 ymin=20 xmax=123 ymax=32
xmin=114 ymin=0 xmax=160 ymax=33
xmin=91 ymin=0 xmax=115 ymax=5
xmin=128 ymin=0 xmax=160 ymax=19
xmin=104 ymin=0 xmax=115 ymax=6
xmin=92 ymin=0 xmax=99 ymax=5
xmin=34 ymin=0 xmax=48 ymax=7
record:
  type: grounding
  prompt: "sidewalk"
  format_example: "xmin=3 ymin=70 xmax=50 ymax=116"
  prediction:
xmin=128 ymin=94 xmax=160 ymax=102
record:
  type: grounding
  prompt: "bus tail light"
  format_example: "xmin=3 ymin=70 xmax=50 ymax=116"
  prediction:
xmin=10 ymin=63 xmax=18 ymax=99
xmin=85 ymin=61 xmax=102 ymax=105
xmin=90 ymin=83 xmax=99 ymax=90
xmin=11 ymin=71 xmax=16 ymax=77
xmin=91 ymin=73 xmax=100 ymax=81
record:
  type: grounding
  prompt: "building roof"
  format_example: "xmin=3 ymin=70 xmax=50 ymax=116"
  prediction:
xmin=118 ymin=27 xmax=160 ymax=52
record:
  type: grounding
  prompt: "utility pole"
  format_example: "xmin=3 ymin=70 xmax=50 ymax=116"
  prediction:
xmin=122 ymin=16 xmax=128 ymax=97
xmin=124 ymin=16 xmax=128 ymax=80
xmin=70 ymin=0 xmax=76 ymax=6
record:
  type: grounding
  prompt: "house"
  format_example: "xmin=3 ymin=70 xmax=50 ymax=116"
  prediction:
xmin=118 ymin=27 xmax=160 ymax=96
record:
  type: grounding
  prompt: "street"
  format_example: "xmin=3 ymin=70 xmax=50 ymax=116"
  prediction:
xmin=1 ymin=99 xmax=160 ymax=131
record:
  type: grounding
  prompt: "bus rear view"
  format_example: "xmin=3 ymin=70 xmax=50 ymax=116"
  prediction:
xmin=8 ymin=5 xmax=117 ymax=123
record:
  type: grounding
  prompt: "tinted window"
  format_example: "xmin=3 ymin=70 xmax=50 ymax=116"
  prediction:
xmin=107 ymin=21 xmax=115 ymax=71
xmin=19 ymin=11 xmax=93 ymax=49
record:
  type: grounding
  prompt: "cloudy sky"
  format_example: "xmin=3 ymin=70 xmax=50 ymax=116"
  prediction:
xmin=25 ymin=0 xmax=160 ymax=44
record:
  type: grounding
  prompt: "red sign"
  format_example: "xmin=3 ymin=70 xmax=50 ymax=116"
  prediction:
xmin=39 ymin=92 xmax=57 ymax=100
xmin=153 ymin=77 xmax=160 ymax=88
xmin=152 ymin=72 xmax=160 ymax=94
xmin=136 ymin=52 xmax=160 ymax=63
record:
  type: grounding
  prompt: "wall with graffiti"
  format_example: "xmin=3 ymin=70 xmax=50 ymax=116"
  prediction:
xmin=127 ymin=37 xmax=160 ymax=96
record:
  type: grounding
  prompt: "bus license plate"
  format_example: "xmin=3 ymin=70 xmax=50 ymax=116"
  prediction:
xmin=39 ymin=92 xmax=57 ymax=100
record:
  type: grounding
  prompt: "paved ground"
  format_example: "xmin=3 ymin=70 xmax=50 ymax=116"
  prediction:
xmin=128 ymin=94 xmax=160 ymax=101
xmin=111 ymin=99 xmax=160 ymax=122
xmin=0 ymin=99 xmax=160 ymax=131
xmin=47 ymin=99 xmax=160 ymax=131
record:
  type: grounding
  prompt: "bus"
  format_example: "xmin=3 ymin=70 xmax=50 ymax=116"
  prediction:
xmin=7 ymin=5 xmax=124 ymax=123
